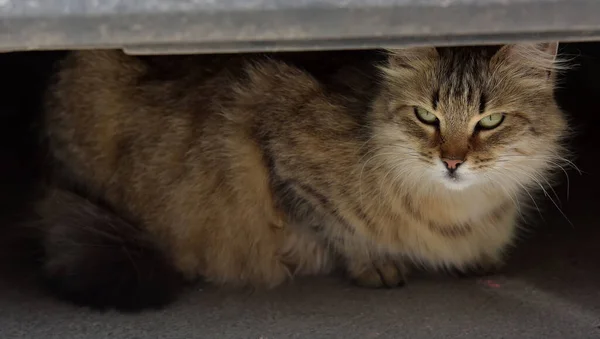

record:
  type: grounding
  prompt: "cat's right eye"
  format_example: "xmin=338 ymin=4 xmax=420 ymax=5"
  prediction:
xmin=414 ymin=106 xmax=439 ymax=125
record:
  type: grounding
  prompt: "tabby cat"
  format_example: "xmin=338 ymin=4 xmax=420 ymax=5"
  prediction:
xmin=36 ymin=43 xmax=567 ymax=311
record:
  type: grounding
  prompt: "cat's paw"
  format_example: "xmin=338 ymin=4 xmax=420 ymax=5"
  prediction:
xmin=348 ymin=259 xmax=408 ymax=288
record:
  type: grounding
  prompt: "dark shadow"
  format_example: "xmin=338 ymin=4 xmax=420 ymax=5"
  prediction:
xmin=501 ymin=42 xmax=600 ymax=313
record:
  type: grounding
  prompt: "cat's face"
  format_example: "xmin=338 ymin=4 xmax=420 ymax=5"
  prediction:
xmin=373 ymin=44 xmax=567 ymax=193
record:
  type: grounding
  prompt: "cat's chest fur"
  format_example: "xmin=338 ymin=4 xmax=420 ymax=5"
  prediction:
xmin=284 ymin=175 xmax=517 ymax=270
xmin=384 ymin=190 xmax=516 ymax=268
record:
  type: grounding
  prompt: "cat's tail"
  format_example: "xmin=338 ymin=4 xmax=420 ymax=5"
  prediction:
xmin=33 ymin=187 xmax=184 ymax=311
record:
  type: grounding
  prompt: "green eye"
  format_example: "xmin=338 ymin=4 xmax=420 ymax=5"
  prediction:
xmin=414 ymin=107 xmax=439 ymax=125
xmin=477 ymin=113 xmax=505 ymax=130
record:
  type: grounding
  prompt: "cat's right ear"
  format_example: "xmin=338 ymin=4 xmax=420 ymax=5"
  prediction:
xmin=382 ymin=47 xmax=438 ymax=79
xmin=386 ymin=47 xmax=438 ymax=69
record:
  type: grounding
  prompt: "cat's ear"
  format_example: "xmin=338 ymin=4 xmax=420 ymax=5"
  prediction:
xmin=537 ymin=42 xmax=559 ymax=60
xmin=386 ymin=47 xmax=438 ymax=68
xmin=491 ymin=42 xmax=561 ymax=77
xmin=383 ymin=47 xmax=438 ymax=78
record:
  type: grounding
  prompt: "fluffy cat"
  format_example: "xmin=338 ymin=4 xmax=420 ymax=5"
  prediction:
xmin=36 ymin=44 xmax=567 ymax=311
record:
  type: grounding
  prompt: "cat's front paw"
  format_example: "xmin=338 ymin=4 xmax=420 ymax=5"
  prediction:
xmin=348 ymin=259 xmax=408 ymax=288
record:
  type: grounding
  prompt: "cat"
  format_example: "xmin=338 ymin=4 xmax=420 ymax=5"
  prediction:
xmin=35 ymin=43 xmax=568 ymax=311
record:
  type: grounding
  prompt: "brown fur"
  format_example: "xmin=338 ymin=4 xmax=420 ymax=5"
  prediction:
xmin=39 ymin=44 xmax=568 ymax=309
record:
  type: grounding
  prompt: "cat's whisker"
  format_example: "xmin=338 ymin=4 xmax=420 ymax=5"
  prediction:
xmin=509 ymin=166 xmax=573 ymax=228
xmin=379 ymin=167 xmax=397 ymax=206
xmin=542 ymin=160 xmax=572 ymax=201
xmin=543 ymin=176 xmax=562 ymax=207
xmin=357 ymin=151 xmax=416 ymax=206
xmin=482 ymin=173 xmax=525 ymax=221
xmin=514 ymin=165 xmax=564 ymax=208
xmin=501 ymin=153 xmax=580 ymax=175
xmin=501 ymin=171 xmax=544 ymax=220
xmin=376 ymin=156 xmax=422 ymax=204
xmin=497 ymin=154 xmax=575 ymax=201
xmin=355 ymin=145 xmax=420 ymax=174
xmin=550 ymin=154 xmax=582 ymax=175
xmin=508 ymin=155 xmax=572 ymax=196
xmin=357 ymin=151 xmax=386 ymax=206
xmin=357 ymin=135 xmax=379 ymax=156
xmin=535 ymin=180 xmax=574 ymax=228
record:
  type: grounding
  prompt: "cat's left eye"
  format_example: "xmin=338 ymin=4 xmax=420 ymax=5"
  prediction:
xmin=477 ymin=113 xmax=505 ymax=130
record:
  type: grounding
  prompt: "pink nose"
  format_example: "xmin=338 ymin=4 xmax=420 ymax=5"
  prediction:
xmin=442 ymin=159 xmax=464 ymax=171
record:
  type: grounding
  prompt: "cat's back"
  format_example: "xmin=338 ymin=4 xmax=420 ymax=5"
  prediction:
xmin=44 ymin=49 xmax=380 ymax=204
xmin=44 ymin=50 xmax=247 ymax=202
xmin=45 ymin=49 xmax=382 ymax=168
xmin=46 ymin=50 xmax=241 ymax=142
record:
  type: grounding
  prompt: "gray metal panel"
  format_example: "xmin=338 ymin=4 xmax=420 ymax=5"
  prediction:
xmin=0 ymin=0 xmax=599 ymax=53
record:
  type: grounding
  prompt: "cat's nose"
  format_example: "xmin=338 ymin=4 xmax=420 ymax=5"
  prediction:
xmin=442 ymin=158 xmax=464 ymax=173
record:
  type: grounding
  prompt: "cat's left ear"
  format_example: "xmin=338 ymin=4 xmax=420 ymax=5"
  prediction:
xmin=491 ymin=42 xmax=561 ymax=78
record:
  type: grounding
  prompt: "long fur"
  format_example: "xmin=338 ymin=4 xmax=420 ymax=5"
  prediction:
xmin=37 ymin=46 xmax=569 ymax=310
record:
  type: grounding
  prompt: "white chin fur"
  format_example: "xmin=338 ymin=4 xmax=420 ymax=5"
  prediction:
xmin=432 ymin=163 xmax=477 ymax=191
xmin=441 ymin=177 xmax=473 ymax=191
